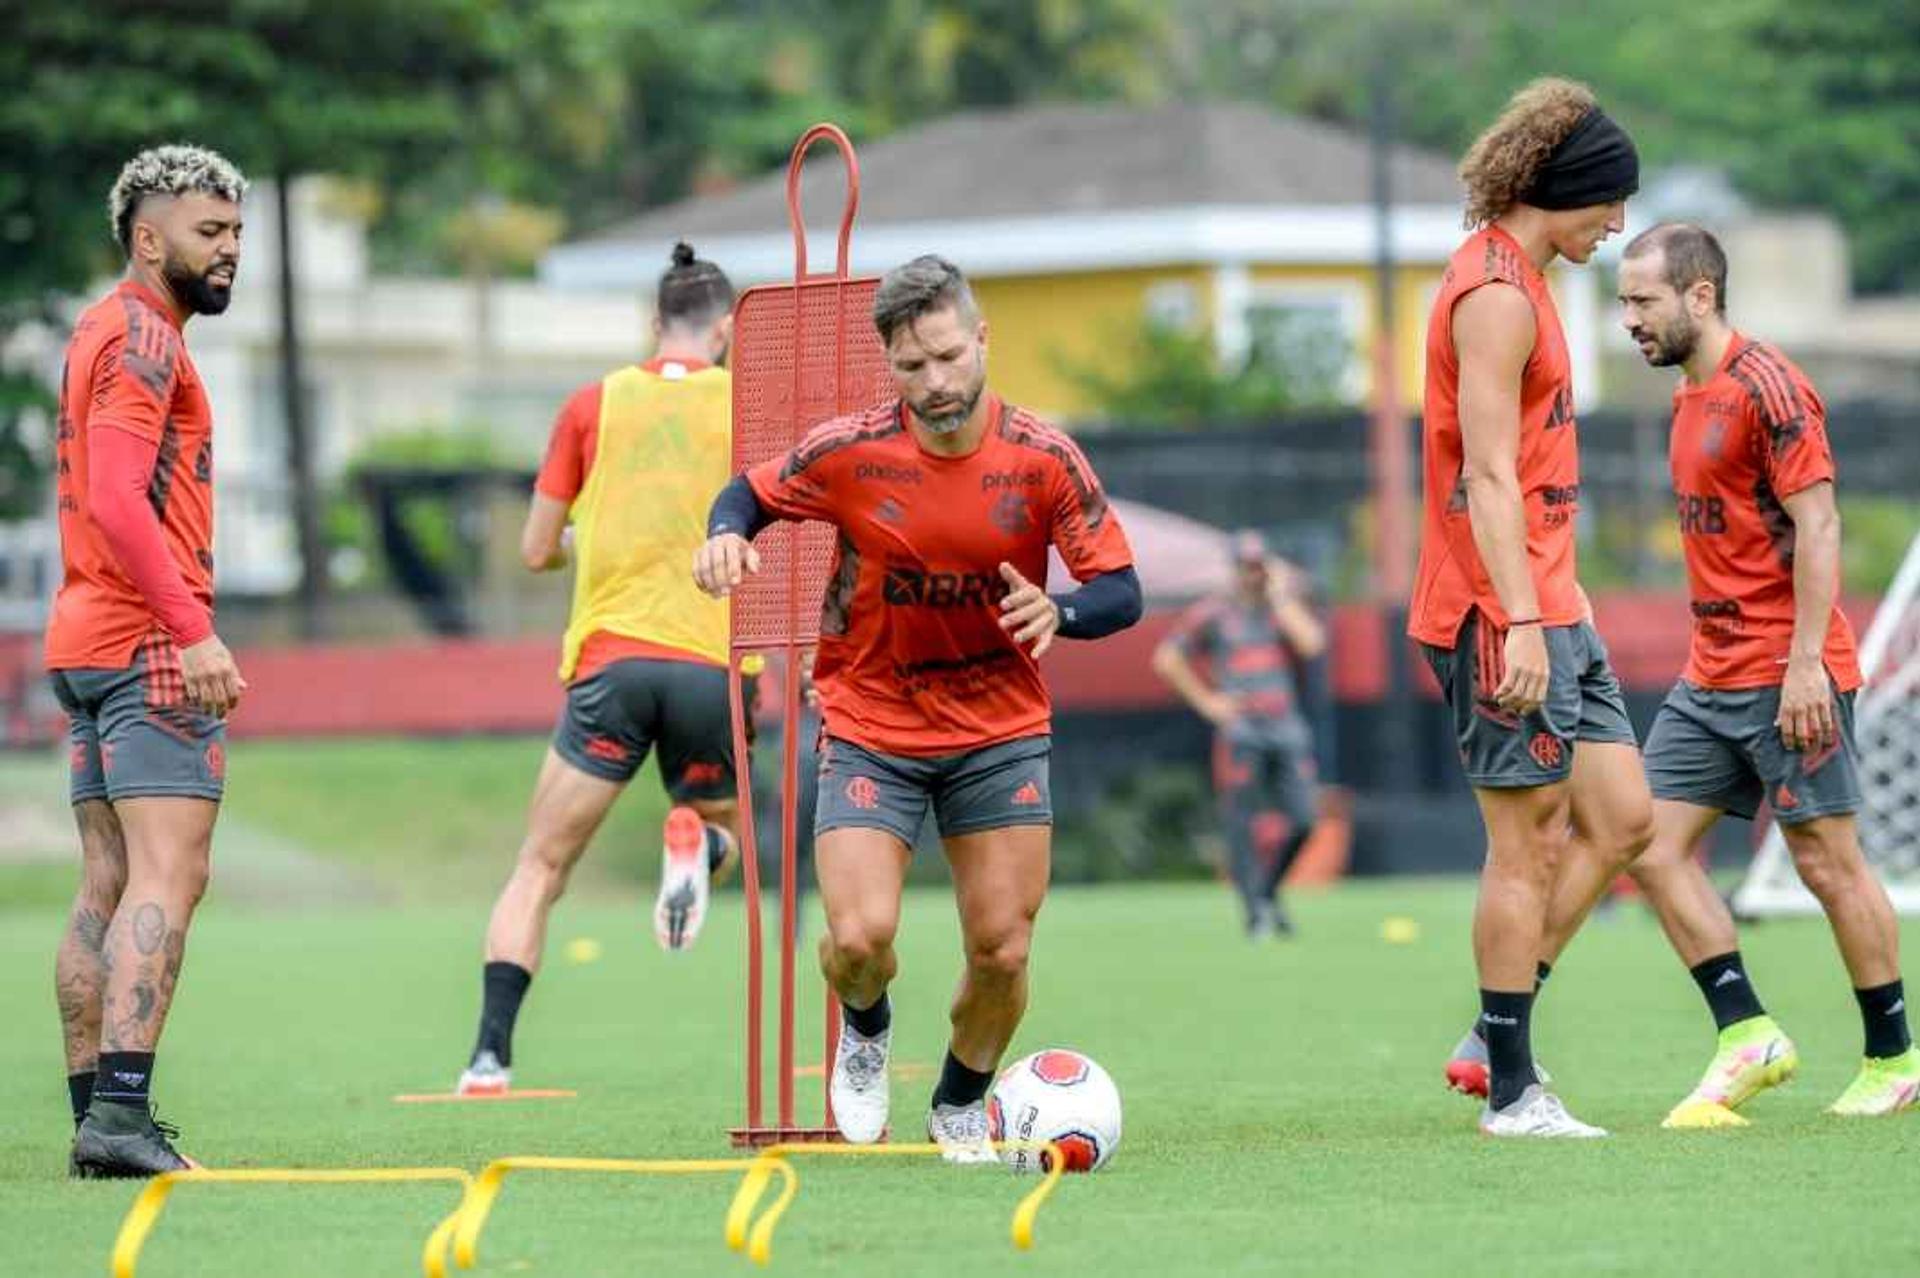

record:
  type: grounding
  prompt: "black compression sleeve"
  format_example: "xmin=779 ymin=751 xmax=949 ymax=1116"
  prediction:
xmin=1052 ymin=566 xmax=1143 ymax=640
xmin=707 ymin=473 xmax=772 ymax=539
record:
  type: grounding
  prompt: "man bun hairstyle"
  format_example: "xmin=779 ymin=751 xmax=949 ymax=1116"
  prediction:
xmin=1624 ymin=222 xmax=1730 ymax=316
xmin=109 ymin=143 xmax=248 ymax=255
xmin=657 ymin=241 xmax=734 ymax=328
xmin=1460 ymin=78 xmax=1621 ymax=228
xmin=872 ymin=254 xmax=978 ymax=346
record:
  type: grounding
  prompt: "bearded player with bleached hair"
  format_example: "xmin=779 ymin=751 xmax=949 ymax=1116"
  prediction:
xmin=51 ymin=143 xmax=247 ymax=1178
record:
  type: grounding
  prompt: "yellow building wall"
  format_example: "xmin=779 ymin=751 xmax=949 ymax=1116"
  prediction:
xmin=971 ymin=267 xmax=1213 ymax=422
xmin=1245 ymin=262 xmax=1444 ymax=413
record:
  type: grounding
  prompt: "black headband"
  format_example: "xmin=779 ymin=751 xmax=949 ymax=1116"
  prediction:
xmin=1522 ymin=106 xmax=1639 ymax=210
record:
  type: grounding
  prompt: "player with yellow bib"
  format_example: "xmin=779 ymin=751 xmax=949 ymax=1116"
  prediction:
xmin=456 ymin=244 xmax=745 ymax=1096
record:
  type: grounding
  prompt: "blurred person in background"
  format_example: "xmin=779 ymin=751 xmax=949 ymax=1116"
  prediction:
xmin=51 ymin=144 xmax=248 ymax=1177
xmin=455 ymin=243 xmax=746 ymax=1097
xmin=1154 ymin=531 xmax=1325 ymax=939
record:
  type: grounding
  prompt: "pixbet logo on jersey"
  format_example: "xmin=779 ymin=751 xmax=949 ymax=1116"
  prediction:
xmin=882 ymin=565 xmax=1011 ymax=609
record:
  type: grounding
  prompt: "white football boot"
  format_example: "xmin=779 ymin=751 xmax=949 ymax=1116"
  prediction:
xmin=456 ymin=1049 xmax=511 ymax=1097
xmin=653 ymin=806 xmax=712 ymax=952
xmin=1480 ymin=1085 xmax=1607 ymax=1138
xmin=830 ymin=1022 xmax=891 ymax=1144
xmin=927 ymin=1100 xmax=998 ymax=1165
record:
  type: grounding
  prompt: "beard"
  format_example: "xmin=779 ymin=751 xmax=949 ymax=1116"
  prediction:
xmin=909 ymin=349 xmax=986 ymax=435
xmin=914 ymin=387 xmax=981 ymax=435
xmin=1635 ymin=314 xmax=1698 ymax=368
xmin=165 ymin=255 xmax=234 ymax=316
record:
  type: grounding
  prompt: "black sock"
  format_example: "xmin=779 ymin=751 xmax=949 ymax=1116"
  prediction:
xmin=1479 ymin=990 xmax=1535 ymax=1111
xmin=474 ymin=961 xmax=532 ymax=1067
xmin=1472 ymin=964 xmax=1550 ymax=1045
xmin=1855 ymin=979 xmax=1912 ymax=1060
xmin=842 ymin=992 xmax=891 ymax=1039
xmin=931 ymin=1049 xmax=994 ymax=1109
xmin=93 ymin=1051 xmax=155 ymax=1111
xmin=1689 ymin=951 xmax=1767 ymax=1031
xmin=68 ymin=1072 xmax=94 ymax=1127
xmin=704 ymin=824 xmax=732 ymax=875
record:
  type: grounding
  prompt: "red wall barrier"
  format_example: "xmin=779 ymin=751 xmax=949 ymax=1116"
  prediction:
xmin=0 ymin=593 xmax=1882 ymax=743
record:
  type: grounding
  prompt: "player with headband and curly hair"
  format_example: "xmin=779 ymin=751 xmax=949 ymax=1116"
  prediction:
xmin=1409 ymin=78 xmax=1653 ymax=1137
xmin=52 ymin=143 xmax=247 ymax=1177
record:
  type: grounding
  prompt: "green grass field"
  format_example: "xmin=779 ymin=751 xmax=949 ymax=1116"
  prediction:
xmin=4 ymin=740 xmax=1920 ymax=1276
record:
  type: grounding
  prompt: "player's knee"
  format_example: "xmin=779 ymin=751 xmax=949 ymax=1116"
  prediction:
xmin=1786 ymin=821 xmax=1863 ymax=902
xmin=171 ymin=854 xmax=211 ymax=908
xmin=963 ymin=922 xmax=1032 ymax=983
xmin=513 ymin=843 xmax=576 ymax=902
xmin=78 ymin=862 xmax=128 ymax=914
xmin=825 ymin=914 xmax=895 ymax=971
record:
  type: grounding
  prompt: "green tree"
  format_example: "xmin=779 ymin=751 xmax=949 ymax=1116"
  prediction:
xmin=1166 ymin=0 xmax=1919 ymax=295
xmin=1058 ymin=312 xmax=1349 ymax=429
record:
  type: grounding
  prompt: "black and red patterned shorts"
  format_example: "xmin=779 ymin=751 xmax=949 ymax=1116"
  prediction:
xmin=49 ymin=633 xmax=226 ymax=804
xmin=1419 ymin=612 xmax=1636 ymax=790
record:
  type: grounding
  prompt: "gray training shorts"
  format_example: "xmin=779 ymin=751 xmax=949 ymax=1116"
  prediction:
xmin=552 ymin=657 xmax=748 ymax=800
xmin=1643 ymin=679 xmax=1861 ymax=824
xmin=50 ymin=634 xmax=227 ymax=805
xmin=1420 ymin=611 xmax=1637 ymax=789
xmin=814 ymin=734 xmax=1052 ymax=846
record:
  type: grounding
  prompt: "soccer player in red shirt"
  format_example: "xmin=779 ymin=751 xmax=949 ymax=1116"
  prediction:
xmin=1618 ymin=222 xmax=1917 ymax=1121
xmin=1154 ymin=532 xmax=1326 ymax=938
xmin=1409 ymin=80 xmax=1651 ymax=1137
xmin=695 ymin=255 xmax=1141 ymax=1160
xmin=49 ymin=145 xmax=248 ymax=1177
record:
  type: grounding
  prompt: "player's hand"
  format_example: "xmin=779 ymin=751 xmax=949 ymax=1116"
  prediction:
xmin=997 ymin=562 xmax=1060 ymax=658
xmin=1494 ymin=623 xmax=1549 ymax=716
xmin=1200 ymin=690 xmax=1241 ymax=729
xmin=180 ymin=633 xmax=246 ymax=717
xmin=693 ymin=533 xmax=760 ymax=598
xmin=1777 ymin=655 xmax=1836 ymax=753
xmin=1263 ymin=557 xmax=1302 ymax=606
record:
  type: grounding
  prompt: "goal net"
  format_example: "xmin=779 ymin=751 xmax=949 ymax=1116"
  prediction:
xmin=1733 ymin=531 xmax=1920 ymax=916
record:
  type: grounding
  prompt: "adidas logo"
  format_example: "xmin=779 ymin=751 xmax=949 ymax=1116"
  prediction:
xmin=1714 ymin=969 xmax=1745 ymax=988
xmin=1012 ymin=781 xmax=1042 ymax=806
xmin=1889 ymin=999 xmax=1906 ymax=1016
xmin=1482 ymin=1013 xmax=1520 ymax=1027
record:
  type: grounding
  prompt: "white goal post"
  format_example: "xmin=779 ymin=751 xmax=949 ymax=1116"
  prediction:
xmin=1733 ymin=531 xmax=1920 ymax=917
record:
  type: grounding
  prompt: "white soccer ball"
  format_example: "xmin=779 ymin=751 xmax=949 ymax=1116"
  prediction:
xmin=987 ymin=1048 xmax=1122 ymax=1173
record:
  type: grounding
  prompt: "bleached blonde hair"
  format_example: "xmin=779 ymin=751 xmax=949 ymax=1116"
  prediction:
xmin=109 ymin=144 xmax=249 ymax=254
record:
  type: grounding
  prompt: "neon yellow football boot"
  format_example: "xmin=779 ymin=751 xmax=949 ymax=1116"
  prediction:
xmin=1662 ymin=1015 xmax=1798 ymax=1129
xmin=1828 ymin=1047 xmax=1920 ymax=1117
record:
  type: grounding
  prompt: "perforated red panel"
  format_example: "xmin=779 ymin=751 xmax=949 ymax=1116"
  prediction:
xmin=730 ymin=276 xmax=892 ymax=648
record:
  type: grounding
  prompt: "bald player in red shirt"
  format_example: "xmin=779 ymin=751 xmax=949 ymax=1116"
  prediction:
xmin=1617 ymin=222 xmax=1917 ymax=1122
xmin=49 ymin=145 xmax=248 ymax=1178
xmin=696 ymin=255 xmax=1140 ymax=1161
xmin=1409 ymin=79 xmax=1651 ymax=1137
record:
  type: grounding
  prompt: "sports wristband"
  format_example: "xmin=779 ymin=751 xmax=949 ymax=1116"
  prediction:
xmin=1505 ymin=616 xmax=1542 ymax=628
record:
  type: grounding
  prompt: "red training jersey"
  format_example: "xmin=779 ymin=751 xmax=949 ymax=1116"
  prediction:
xmin=1669 ymin=334 xmax=1859 ymax=691
xmin=746 ymin=395 xmax=1133 ymax=755
xmin=46 ymin=281 xmax=216 ymax=670
xmin=1409 ymin=225 xmax=1583 ymax=647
